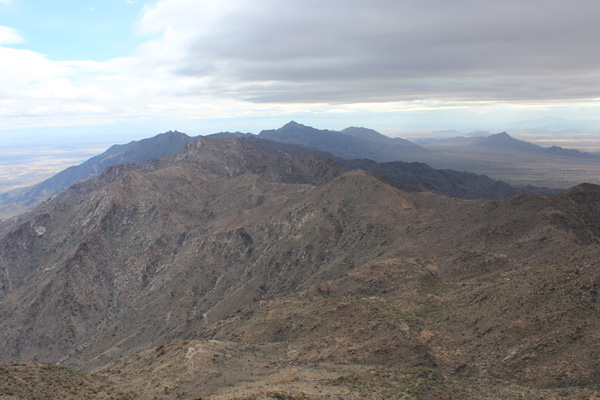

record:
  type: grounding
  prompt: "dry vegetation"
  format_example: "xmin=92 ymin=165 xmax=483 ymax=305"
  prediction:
xmin=0 ymin=364 xmax=134 ymax=400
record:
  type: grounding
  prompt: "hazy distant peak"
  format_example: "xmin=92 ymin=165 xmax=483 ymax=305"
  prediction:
xmin=466 ymin=130 xmax=493 ymax=137
xmin=341 ymin=126 xmax=426 ymax=148
xmin=483 ymin=131 xmax=512 ymax=142
xmin=159 ymin=130 xmax=190 ymax=139
xmin=269 ymin=121 xmax=327 ymax=134
xmin=262 ymin=121 xmax=332 ymax=137
xmin=340 ymin=126 xmax=384 ymax=139
xmin=480 ymin=131 xmax=519 ymax=143
xmin=476 ymin=131 xmax=543 ymax=152
xmin=282 ymin=120 xmax=303 ymax=129
xmin=257 ymin=121 xmax=428 ymax=162
xmin=341 ymin=126 xmax=377 ymax=133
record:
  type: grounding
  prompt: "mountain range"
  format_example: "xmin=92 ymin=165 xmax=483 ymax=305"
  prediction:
xmin=420 ymin=130 xmax=599 ymax=158
xmin=250 ymin=122 xmax=600 ymax=189
xmin=258 ymin=121 xmax=429 ymax=161
xmin=2 ymin=122 xmax=579 ymax=222
xmin=1 ymin=131 xmax=600 ymax=399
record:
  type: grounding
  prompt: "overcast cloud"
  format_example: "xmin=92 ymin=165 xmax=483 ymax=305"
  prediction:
xmin=136 ymin=0 xmax=600 ymax=104
xmin=1 ymin=0 xmax=600 ymax=137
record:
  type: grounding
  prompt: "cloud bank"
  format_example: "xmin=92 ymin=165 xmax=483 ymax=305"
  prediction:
xmin=135 ymin=0 xmax=600 ymax=104
xmin=2 ymin=0 xmax=600 ymax=134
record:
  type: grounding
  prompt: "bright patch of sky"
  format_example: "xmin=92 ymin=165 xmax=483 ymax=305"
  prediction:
xmin=1 ymin=0 xmax=600 ymax=146
xmin=1 ymin=0 xmax=146 ymax=60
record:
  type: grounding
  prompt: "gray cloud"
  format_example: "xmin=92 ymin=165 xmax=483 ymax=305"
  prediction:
xmin=140 ymin=0 xmax=600 ymax=104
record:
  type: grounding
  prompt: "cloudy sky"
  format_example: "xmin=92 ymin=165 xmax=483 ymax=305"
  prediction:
xmin=1 ymin=0 xmax=600 ymax=143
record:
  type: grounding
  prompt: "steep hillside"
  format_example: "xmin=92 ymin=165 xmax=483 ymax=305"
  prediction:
xmin=0 ymin=130 xmax=196 ymax=220
xmin=337 ymin=158 xmax=521 ymax=200
xmin=104 ymin=183 xmax=600 ymax=399
xmin=0 ymin=137 xmax=351 ymax=368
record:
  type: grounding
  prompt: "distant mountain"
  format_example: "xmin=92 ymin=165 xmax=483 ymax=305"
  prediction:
xmin=418 ymin=131 xmax=599 ymax=159
xmin=475 ymin=132 xmax=543 ymax=152
xmin=258 ymin=121 xmax=428 ymax=162
xmin=405 ymin=131 xmax=600 ymax=188
xmin=0 ymin=131 xmax=196 ymax=220
xmin=340 ymin=126 xmax=419 ymax=148
xmin=233 ymin=136 xmax=550 ymax=200
xmin=475 ymin=132 xmax=599 ymax=158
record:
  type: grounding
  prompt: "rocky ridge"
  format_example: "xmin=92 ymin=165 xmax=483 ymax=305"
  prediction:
xmin=0 ymin=131 xmax=196 ymax=220
xmin=0 ymin=135 xmax=599 ymax=398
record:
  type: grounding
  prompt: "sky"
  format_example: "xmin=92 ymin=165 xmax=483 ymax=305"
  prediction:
xmin=1 ymin=0 xmax=600 ymax=145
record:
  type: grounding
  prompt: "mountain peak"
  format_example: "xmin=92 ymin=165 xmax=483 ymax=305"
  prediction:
xmin=282 ymin=120 xmax=302 ymax=128
xmin=164 ymin=129 xmax=186 ymax=136
xmin=154 ymin=130 xmax=191 ymax=142
xmin=482 ymin=132 xmax=513 ymax=142
xmin=476 ymin=131 xmax=541 ymax=152
xmin=340 ymin=126 xmax=382 ymax=137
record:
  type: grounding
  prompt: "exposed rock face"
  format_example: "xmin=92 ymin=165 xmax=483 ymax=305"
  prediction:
xmin=0 ymin=137 xmax=351 ymax=368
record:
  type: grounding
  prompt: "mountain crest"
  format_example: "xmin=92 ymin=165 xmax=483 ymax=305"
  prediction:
xmin=477 ymin=131 xmax=541 ymax=152
xmin=259 ymin=122 xmax=427 ymax=162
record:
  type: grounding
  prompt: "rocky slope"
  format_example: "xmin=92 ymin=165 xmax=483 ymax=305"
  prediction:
xmin=1 ymin=136 xmax=599 ymax=398
xmin=0 ymin=137 xmax=349 ymax=368
xmin=0 ymin=364 xmax=134 ymax=400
